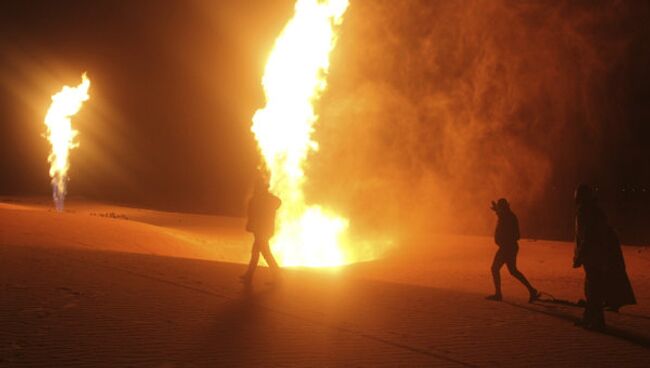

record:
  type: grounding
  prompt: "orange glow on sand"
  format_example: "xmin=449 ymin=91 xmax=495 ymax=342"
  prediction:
xmin=44 ymin=73 xmax=90 ymax=211
xmin=251 ymin=0 xmax=373 ymax=267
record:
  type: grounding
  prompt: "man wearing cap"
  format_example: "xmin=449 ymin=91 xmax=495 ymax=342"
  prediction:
xmin=486 ymin=198 xmax=540 ymax=303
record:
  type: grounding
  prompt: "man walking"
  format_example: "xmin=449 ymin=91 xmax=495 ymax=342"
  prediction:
xmin=486 ymin=198 xmax=540 ymax=303
xmin=240 ymin=176 xmax=282 ymax=285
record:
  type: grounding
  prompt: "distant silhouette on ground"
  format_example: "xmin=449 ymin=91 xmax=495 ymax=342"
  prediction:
xmin=486 ymin=198 xmax=540 ymax=303
xmin=240 ymin=176 xmax=282 ymax=285
xmin=573 ymin=184 xmax=636 ymax=330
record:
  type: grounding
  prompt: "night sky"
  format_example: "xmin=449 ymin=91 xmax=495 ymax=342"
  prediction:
xmin=0 ymin=1 xmax=649 ymax=242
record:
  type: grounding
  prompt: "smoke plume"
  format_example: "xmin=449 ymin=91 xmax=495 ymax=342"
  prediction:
xmin=306 ymin=0 xmax=642 ymax=244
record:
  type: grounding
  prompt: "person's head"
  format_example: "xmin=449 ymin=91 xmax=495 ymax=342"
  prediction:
xmin=491 ymin=198 xmax=510 ymax=213
xmin=575 ymin=184 xmax=594 ymax=205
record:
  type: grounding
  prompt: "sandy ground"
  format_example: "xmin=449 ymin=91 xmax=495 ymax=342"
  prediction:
xmin=0 ymin=198 xmax=649 ymax=367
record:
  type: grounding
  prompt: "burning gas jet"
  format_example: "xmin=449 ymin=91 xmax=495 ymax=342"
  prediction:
xmin=251 ymin=0 xmax=352 ymax=267
xmin=43 ymin=73 xmax=90 ymax=211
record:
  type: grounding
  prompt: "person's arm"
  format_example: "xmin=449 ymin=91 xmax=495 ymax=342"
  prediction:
xmin=573 ymin=211 xmax=587 ymax=268
xmin=493 ymin=219 xmax=501 ymax=245
xmin=245 ymin=197 xmax=256 ymax=232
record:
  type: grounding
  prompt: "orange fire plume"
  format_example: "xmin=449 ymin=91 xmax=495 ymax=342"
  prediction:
xmin=251 ymin=0 xmax=359 ymax=267
xmin=43 ymin=73 xmax=90 ymax=211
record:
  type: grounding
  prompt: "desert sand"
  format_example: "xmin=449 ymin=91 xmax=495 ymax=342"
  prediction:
xmin=1 ymin=198 xmax=648 ymax=367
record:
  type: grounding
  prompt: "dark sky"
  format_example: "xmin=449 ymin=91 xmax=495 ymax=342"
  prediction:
xmin=0 ymin=1 xmax=649 ymax=241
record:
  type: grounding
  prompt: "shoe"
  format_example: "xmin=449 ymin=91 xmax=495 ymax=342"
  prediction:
xmin=528 ymin=289 xmax=541 ymax=303
xmin=485 ymin=294 xmax=502 ymax=301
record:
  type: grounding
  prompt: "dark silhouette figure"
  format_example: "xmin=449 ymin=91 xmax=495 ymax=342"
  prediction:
xmin=240 ymin=177 xmax=282 ymax=285
xmin=574 ymin=184 xmax=636 ymax=329
xmin=603 ymin=226 xmax=636 ymax=311
xmin=574 ymin=184 xmax=607 ymax=329
xmin=486 ymin=198 xmax=540 ymax=303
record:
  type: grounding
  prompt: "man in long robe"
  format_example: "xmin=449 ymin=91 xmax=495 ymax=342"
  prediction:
xmin=573 ymin=184 xmax=626 ymax=329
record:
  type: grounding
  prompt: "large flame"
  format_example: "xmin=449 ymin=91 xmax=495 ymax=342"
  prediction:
xmin=44 ymin=73 xmax=90 ymax=211
xmin=251 ymin=0 xmax=352 ymax=267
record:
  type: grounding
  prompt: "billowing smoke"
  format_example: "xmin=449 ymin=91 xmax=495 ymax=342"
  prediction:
xmin=304 ymin=0 xmax=641 ymax=245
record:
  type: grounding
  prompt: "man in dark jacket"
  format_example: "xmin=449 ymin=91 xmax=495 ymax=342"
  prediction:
xmin=486 ymin=198 xmax=540 ymax=302
xmin=240 ymin=177 xmax=282 ymax=285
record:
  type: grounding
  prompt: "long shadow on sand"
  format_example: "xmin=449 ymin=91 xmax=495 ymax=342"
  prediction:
xmin=537 ymin=294 xmax=650 ymax=322
xmin=504 ymin=300 xmax=650 ymax=349
xmin=198 ymin=287 xmax=282 ymax=366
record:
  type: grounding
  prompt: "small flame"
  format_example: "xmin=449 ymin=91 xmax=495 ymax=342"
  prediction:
xmin=251 ymin=0 xmax=353 ymax=267
xmin=44 ymin=73 xmax=90 ymax=211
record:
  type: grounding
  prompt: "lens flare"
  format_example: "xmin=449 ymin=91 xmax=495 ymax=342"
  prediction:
xmin=44 ymin=73 xmax=90 ymax=211
xmin=251 ymin=0 xmax=356 ymax=267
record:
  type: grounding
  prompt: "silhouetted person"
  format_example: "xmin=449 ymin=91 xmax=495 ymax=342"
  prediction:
xmin=240 ymin=177 xmax=281 ymax=285
xmin=486 ymin=198 xmax=540 ymax=303
xmin=602 ymin=226 xmax=636 ymax=312
xmin=574 ymin=184 xmax=635 ymax=329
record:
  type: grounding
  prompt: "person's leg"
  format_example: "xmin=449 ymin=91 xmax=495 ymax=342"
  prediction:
xmin=488 ymin=250 xmax=506 ymax=300
xmin=505 ymin=248 xmax=538 ymax=298
xmin=592 ymin=267 xmax=606 ymax=327
xmin=583 ymin=265 xmax=605 ymax=329
xmin=259 ymin=239 xmax=280 ymax=280
xmin=241 ymin=238 xmax=261 ymax=282
xmin=582 ymin=266 xmax=593 ymax=324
